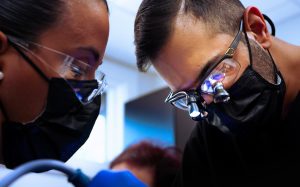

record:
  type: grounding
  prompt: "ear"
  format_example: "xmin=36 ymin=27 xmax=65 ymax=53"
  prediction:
xmin=0 ymin=31 xmax=9 ymax=54
xmin=0 ymin=31 xmax=9 ymax=75
xmin=243 ymin=6 xmax=271 ymax=49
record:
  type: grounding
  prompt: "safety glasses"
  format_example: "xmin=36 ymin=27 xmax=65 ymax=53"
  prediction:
xmin=7 ymin=35 xmax=107 ymax=104
xmin=165 ymin=20 xmax=244 ymax=118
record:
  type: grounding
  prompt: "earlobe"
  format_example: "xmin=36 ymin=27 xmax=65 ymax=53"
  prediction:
xmin=243 ymin=6 xmax=271 ymax=49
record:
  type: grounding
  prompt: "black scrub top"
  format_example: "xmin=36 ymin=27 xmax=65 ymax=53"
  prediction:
xmin=173 ymin=92 xmax=300 ymax=187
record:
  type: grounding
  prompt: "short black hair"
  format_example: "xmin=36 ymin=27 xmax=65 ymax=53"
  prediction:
xmin=0 ymin=0 xmax=65 ymax=42
xmin=0 ymin=0 xmax=109 ymax=42
xmin=134 ymin=0 xmax=245 ymax=72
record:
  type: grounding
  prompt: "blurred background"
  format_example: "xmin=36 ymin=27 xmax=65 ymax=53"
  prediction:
xmin=70 ymin=0 xmax=300 ymax=166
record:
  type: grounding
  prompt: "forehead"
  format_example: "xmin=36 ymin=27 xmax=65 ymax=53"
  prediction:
xmin=112 ymin=162 xmax=154 ymax=187
xmin=38 ymin=0 xmax=109 ymax=56
xmin=154 ymin=15 xmax=232 ymax=91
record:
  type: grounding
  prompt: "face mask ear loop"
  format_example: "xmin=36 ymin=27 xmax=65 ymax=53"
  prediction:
xmin=8 ymin=40 xmax=50 ymax=83
xmin=263 ymin=14 xmax=276 ymax=36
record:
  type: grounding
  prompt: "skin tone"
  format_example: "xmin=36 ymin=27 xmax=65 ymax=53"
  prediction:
xmin=153 ymin=7 xmax=300 ymax=113
xmin=0 ymin=0 xmax=109 ymax=161
xmin=112 ymin=162 xmax=154 ymax=187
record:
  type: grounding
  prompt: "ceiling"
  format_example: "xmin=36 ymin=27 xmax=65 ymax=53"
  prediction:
xmin=105 ymin=0 xmax=300 ymax=67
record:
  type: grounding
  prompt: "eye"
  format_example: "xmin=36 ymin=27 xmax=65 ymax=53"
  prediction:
xmin=219 ymin=59 xmax=238 ymax=76
xmin=71 ymin=65 xmax=84 ymax=78
xmin=212 ymin=73 xmax=225 ymax=81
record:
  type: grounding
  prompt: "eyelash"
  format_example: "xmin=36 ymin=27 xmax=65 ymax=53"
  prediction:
xmin=71 ymin=65 xmax=84 ymax=78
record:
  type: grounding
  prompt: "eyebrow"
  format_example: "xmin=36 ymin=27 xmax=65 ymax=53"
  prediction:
xmin=77 ymin=47 xmax=100 ymax=63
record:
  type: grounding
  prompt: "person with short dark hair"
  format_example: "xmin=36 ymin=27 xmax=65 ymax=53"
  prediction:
xmin=0 ymin=0 xmax=109 ymax=168
xmin=110 ymin=140 xmax=182 ymax=187
xmin=134 ymin=0 xmax=300 ymax=186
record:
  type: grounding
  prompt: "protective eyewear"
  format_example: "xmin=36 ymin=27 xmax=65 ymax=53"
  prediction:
xmin=7 ymin=35 xmax=107 ymax=104
xmin=165 ymin=20 xmax=244 ymax=118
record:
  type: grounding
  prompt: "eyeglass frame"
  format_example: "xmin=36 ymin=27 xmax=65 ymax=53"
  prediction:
xmin=6 ymin=34 xmax=107 ymax=104
xmin=6 ymin=35 xmax=102 ymax=79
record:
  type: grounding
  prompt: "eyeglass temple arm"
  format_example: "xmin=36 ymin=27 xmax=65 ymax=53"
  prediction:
xmin=224 ymin=20 xmax=244 ymax=58
xmin=165 ymin=91 xmax=187 ymax=103
xmin=197 ymin=20 xmax=244 ymax=85
xmin=225 ymin=14 xmax=275 ymax=57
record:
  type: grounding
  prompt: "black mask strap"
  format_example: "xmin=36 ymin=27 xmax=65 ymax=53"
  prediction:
xmin=8 ymin=40 xmax=50 ymax=82
xmin=263 ymin=14 xmax=276 ymax=36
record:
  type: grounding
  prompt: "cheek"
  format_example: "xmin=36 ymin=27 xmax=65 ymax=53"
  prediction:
xmin=233 ymin=42 xmax=251 ymax=82
xmin=100 ymin=19 xmax=109 ymax=48
xmin=1 ymin=56 xmax=49 ymax=122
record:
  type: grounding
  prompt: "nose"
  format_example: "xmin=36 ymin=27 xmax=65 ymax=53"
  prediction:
xmin=201 ymin=93 xmax=214 ymax=105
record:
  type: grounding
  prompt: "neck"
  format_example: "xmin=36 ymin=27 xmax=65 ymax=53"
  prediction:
xmin=269 ymin=37 xmax=300 ymax=113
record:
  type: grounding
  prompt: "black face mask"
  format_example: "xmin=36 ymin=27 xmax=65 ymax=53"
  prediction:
xmin=204 ymin=65 xmax=285 ymax=134
xmin=1 ymin=40 xmax=102 ymax=168
xmin=2 ymin=78 xmax=101 ymax=168
xmin=194 ymin=19 xmax=285 ymax=134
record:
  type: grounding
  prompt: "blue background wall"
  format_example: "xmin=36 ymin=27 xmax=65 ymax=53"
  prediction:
xmin=124 ymin=88 xmax=175 ymax=147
